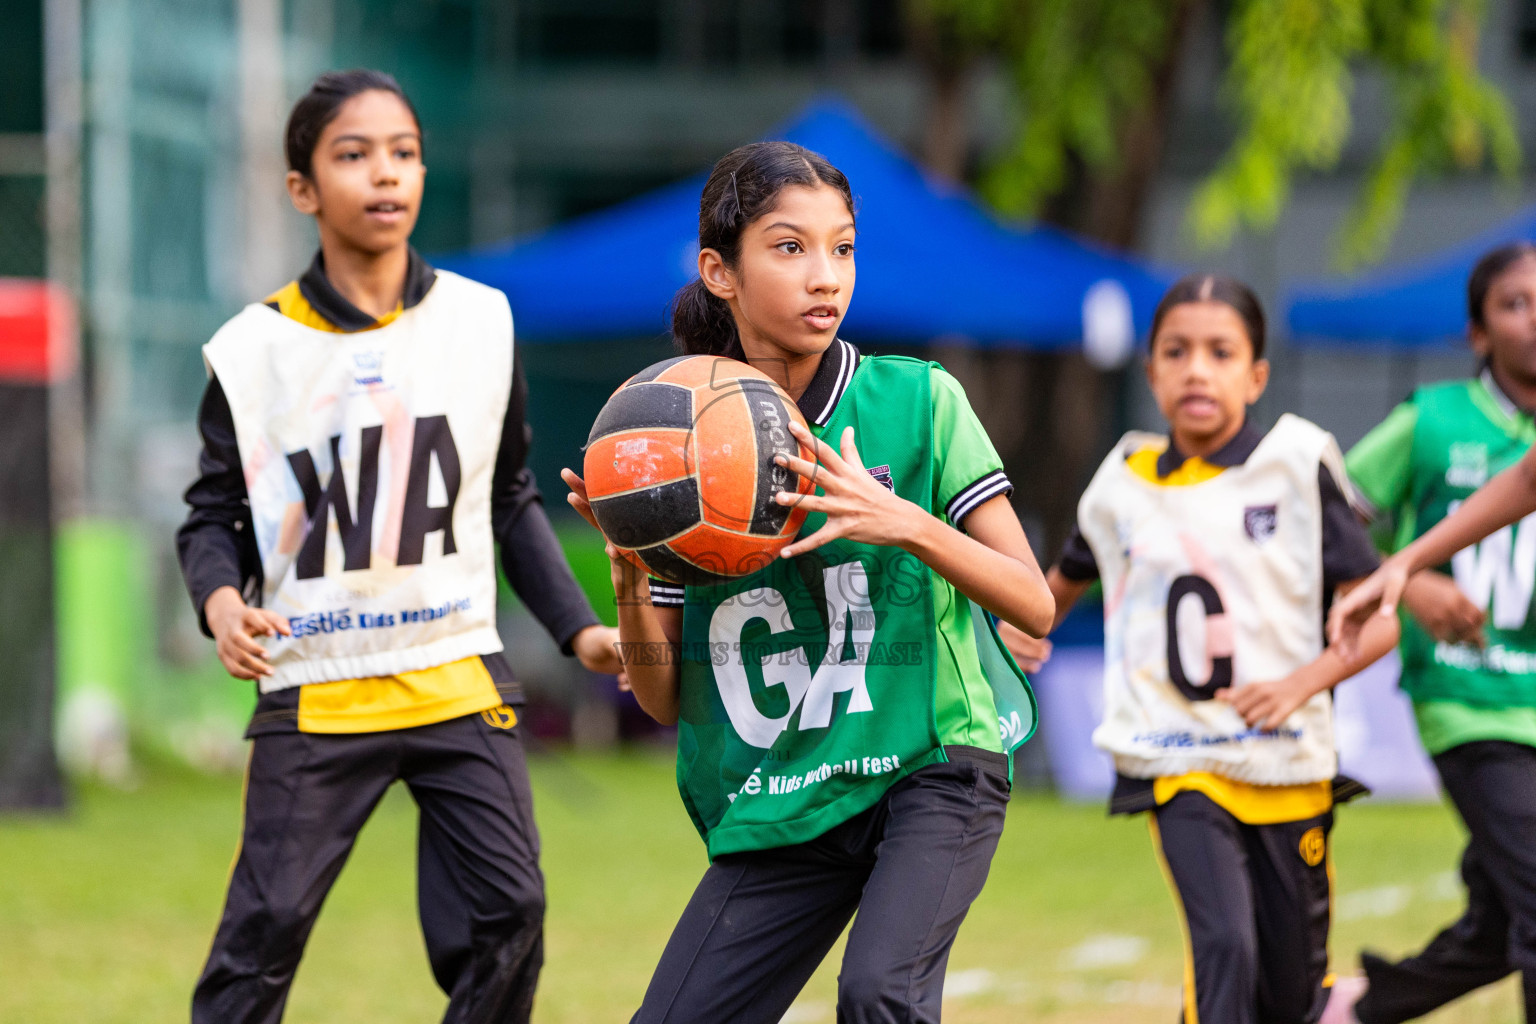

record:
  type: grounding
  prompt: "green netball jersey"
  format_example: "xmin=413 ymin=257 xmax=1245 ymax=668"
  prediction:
xmin=658 ymin=344 xmax=1036 ymax=858
xmin=1347 ymin=371 xmax=1536 ymax=754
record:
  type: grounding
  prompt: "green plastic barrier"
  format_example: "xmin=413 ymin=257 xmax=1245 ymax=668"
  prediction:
xmin=55 ymin=520 xmax=255 ymax=777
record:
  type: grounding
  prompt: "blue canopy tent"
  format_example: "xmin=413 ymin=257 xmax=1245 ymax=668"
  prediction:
xmin=1287 ymin=205 xmax=1536 ymax=347
xmin=438 ymin=100 xmax=1173 ymax=349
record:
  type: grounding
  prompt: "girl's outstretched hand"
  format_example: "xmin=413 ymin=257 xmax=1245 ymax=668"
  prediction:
xmin=998 ymin=622 xmax=1053 ymax=673
xmin=1327 ymin=553 xmax=1412 ymax=660
xmin=774 ymin=421 xmax=925 ymax=558
xmin=1400 ymin=570 xmax=1485 ymax=647
xmin=572 ymin=624 xmax=624 ymax=677
xmin=205 ymin=586 xmax=292 ymax=680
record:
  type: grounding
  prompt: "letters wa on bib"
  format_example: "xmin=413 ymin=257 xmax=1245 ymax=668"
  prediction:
xmin=650 ymin=342 xmax=1037 ymax=859
xmin=202 ymin=270 xmax=510 ymax=690
xmin=1078 ymin=414 xmax=1350 ymax=785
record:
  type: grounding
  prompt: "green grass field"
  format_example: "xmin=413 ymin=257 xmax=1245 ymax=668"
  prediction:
xmin=0 ymin=750 xmax=1522 ymax=1023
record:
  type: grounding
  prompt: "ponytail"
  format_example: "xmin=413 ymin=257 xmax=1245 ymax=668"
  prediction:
xmin=670 ymin=279 xmax=741 ymax=356
xmin=671 ymin=140 xmax=854 ymax=357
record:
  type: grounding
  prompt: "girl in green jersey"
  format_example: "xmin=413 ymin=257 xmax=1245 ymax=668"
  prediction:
xmin=1332 ymin=243 xmax=1536 ymax=1022
xmin=564 ymin=141 xmax=1054 ymax=1023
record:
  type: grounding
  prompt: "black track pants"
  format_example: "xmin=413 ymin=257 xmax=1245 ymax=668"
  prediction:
xmin=1151 ymin=790 xmax=1334 ymax=1024
xmin=191 ymin=711 xmax=545 ymax=1024
xmin=1356 ymin=741 xmax=1536 ymax=1023
xmin=631 ymin=757 xmax=1011 ymax=1024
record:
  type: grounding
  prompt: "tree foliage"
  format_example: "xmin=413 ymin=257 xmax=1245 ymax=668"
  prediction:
xmin=913 ymin=0 xmax=1520 ymax=268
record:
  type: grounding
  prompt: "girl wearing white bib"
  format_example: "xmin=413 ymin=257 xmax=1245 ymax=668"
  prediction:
xmin=1005 ymin=275 xmax=1400 ymax=1024
xmin=176 ymin=70 xmax=620 ymax=1024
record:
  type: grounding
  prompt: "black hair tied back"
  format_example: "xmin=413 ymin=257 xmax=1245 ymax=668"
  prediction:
xmin=284 ymin=69 xmax=421 ymax=179
xmin=1468 ymin=242 xmax=1536 ymax=329
xmin=1149 ymin=273 xmax=1268 ymax=360
xmin=671 ymin=141 xmax=855 ymax=356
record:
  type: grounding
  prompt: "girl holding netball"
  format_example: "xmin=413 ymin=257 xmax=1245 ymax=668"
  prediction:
xmin=564 ymin=140 xmax=1054 ymax=1023
xmin=1331 ymin=244 xmax=1536 ymax=1022
xmin=1003 ymin=274 xmax=1399 ymax=1024
xmin=177 ymin=69 xmax=619 ymax=1023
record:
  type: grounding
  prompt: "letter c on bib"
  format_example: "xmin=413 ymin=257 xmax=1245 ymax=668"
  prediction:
xmin=1166 ymin=574 xmax=1233 ymax=702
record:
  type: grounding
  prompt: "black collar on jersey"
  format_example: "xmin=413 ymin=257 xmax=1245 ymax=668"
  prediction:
xmin=296 ymin=246 xmax=438 ymax=332
xmin=1155 ymin=418 xmax=1263 ymax=477
xmin=797 ymin=338 xmax=861 ymax=427
xmin=1481 ymin=365 xmax=1536 ymax=421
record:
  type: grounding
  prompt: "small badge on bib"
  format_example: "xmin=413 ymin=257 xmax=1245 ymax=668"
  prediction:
xmin=867 ymin=464 xmax=894 ymax=491
xmin=1244 ymin=504 xmax=1278 ymax=543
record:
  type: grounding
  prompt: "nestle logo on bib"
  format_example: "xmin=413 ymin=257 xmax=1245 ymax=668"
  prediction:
xmin=1244 ymin=504 xmax=1277 ymax=543
xmin=352 ymin=350 xmax=385 ymax=387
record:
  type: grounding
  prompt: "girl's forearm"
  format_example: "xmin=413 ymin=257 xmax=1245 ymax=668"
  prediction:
xmin=612 ymin=568 xmax=681 ymax=725
xmin=1047 ymin=570 xmax=1089 ymax=632
xmin=901 ymin=513 xmax=1055 ymax=637
xmin=1403 ymin=451 xmax=1536 ymax=572
xmin=1299 ymin=605 xmax=1401 ymax=697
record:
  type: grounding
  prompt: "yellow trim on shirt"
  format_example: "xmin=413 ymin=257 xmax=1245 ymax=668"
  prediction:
xmin=1153 ymin=772 xmax=1333 ymax=825
xmin=264 ymin=280 xmax=403 ymax=333
xmin=1125 ymin=445 xmax=1227 ymax=487
xmin=296 ymin=655 xmax=504 ymax=734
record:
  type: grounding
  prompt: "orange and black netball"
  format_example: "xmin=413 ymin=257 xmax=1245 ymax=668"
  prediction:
xmin=583 ymin=355 xmax=815 ymax=586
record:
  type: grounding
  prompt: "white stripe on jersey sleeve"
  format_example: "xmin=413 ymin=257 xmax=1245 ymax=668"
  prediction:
xmin=648 ymin=579 xmax=686 ymax=607
xmin=946 ymin=469 xmax=1013 ymax=527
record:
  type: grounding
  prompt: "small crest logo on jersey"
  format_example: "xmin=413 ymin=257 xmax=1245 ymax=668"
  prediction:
xmin=1447 ymin=442 xmax=1489 ymax=488
xmin=1244 ymin=504 xmax=1278 ymax=543
xmin=867 ymin=464 xmax=894 ymax=491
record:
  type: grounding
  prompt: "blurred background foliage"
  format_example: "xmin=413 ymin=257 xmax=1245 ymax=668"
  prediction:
xmin=913 ymin=0 xmax=1520 ymax=267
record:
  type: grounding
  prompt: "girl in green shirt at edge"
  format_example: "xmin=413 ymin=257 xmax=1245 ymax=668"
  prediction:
xmin=1332 ymin=243 xmax=1536 ymax=1023
xmin=562 ymin=142 xmax=1054 ymax=1023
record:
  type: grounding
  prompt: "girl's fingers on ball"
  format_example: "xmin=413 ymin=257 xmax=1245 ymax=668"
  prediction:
xmin=838 ymin=426 xmax=864 ymax=469
xmin=777 ymin=490 xmax=826 ymax=510
xmin=789 ymin=420 xmax=844 ymax=471
xmin=781 ymin=525 xmax=839 ymax=558
xmin=775 ymin=453 xmax=821 ymax=482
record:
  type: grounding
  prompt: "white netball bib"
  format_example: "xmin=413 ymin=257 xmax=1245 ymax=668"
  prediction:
xmin=203 ymin=271 xmax=512 ymax=691
xmin=1078 ymin=414 xmax=1345 ymax=784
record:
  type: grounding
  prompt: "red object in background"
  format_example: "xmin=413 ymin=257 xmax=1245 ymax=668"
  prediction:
xmin=0 ymin=279 xmax=76 ymax=385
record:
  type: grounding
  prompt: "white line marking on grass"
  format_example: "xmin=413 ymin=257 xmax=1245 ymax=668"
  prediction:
xmin=1061 ymin=933 xmax=1150 ymax=970
xmin=1425 ymin=870 xmax=1460 ymax=901
xmin=1053 ymin=977 xmax=1183 ymax=1006
xmin=1338 ymin=884 xmax=1412 ymax=920
xmin=1337 ymin=872 xmax=1464 ymax=921
xmin=943 ymin=968 xmax=998 ymax=999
